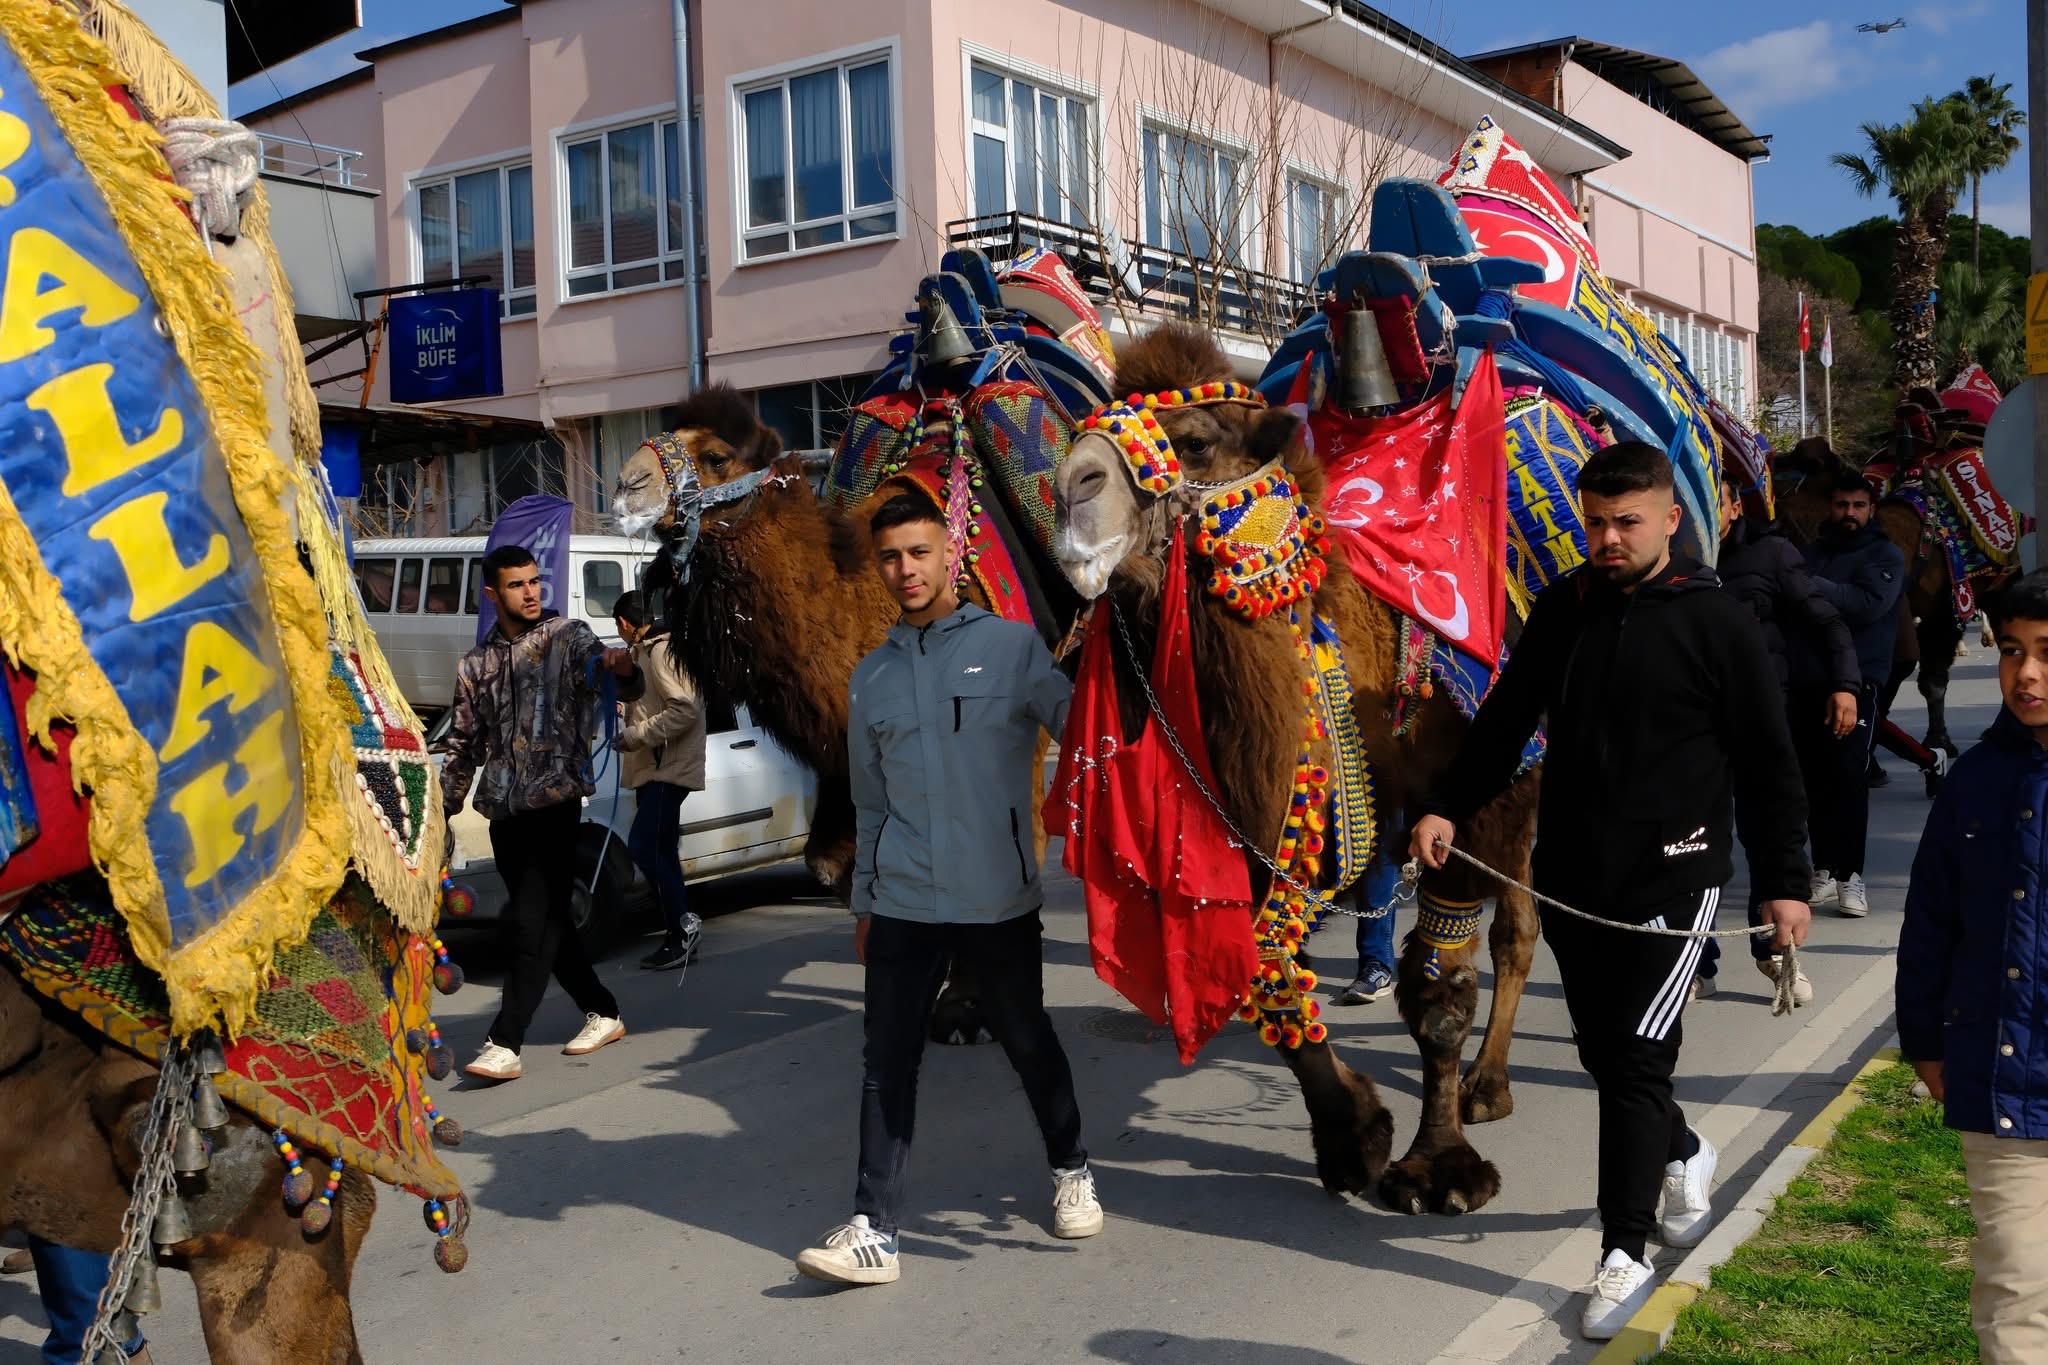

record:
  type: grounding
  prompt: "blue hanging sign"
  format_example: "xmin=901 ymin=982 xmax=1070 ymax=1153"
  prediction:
xmin=387 ymin=290 xmax=503 ymax=405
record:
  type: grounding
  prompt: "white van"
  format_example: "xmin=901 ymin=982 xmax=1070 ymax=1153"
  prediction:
xmin=351 ymin=534 xmax=654 ymax=718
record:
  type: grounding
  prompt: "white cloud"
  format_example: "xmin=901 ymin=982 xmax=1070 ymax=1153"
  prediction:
xmin=1977 ymin=193 xmax=2030 ymax=236
xmin=1910 ymin=1 xmax=1991 ymax=38
xmin=1695 ymin=21 xmax=1870 ymax=121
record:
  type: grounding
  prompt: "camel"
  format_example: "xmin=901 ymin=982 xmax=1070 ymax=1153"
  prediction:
xmin=1054 ymin=324 xmax=1543 ymax=1214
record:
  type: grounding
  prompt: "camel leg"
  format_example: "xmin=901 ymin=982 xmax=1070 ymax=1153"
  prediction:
xmin=1279 ymin=1039 xmax=1393 ymax=1197
xmin=805 ymin=776 xmax=858 ymax=901
xmin=1460 ymin=796 xmax=1539 ymax=1124
xmin=1917 ymin=615 xmax=1961 ymax=757
xmin=177 ymin=1169 xmax=373 ymax=1365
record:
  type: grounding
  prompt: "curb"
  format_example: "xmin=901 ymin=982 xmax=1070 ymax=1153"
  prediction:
xmin=1588 ymin=1043 xmax=1905 ymax=1364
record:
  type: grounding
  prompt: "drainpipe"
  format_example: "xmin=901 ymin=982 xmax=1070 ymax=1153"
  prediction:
xmin=672 ymin=0 xmax=704 ymax=392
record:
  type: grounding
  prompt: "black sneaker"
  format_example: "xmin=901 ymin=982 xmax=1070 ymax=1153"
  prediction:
xmin=1867 ymin=758 xmax=1890 ymax=789
xmin=1335 ymin=961 xmax=1395 ymax=1005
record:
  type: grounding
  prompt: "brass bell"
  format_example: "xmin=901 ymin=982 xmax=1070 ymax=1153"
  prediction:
xmin=171 ymin=1121 xmax=210 ymax=1175
xmin=151 ymin=1193 xmax=192 ymax=1247
xmin=108 ymin=1309 xmax=141 ymax=1343
xmin=190 ymin=1077 xmax=228 ymax=1132
xmin=123 ymin=1253 xmax=162 ymax=1313
xmin=1338 ymin=304 xmax=1400 ymax=411
xmin=190 ymin=1030 xmax=228 ymax=1076
xmin=916 ymin=292 xmax=974 ymax=367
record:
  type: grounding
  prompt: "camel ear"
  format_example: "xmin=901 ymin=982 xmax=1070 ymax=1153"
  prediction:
xmin=744 ymin=423 xmax=784 ymax=470
xmin=1246 ymin=405 xmax=1305 ymax=468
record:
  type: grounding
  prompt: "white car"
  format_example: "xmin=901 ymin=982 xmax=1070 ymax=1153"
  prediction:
xmin=428 ymin=699 xmax=817 ymax=949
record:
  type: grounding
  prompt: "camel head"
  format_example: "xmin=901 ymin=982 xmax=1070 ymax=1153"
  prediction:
xmin=611 ymin=383 xmax=785 ymax=539
xmin=1055 ymin=323 xmax=1311 ymax=599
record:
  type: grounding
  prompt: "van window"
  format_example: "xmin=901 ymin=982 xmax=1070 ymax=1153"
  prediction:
xmin=355 ymin=557 xmax=395 ymax=612
xmin=583 ymin=560 xmax=624 ymax=619
xmin=464 ymin=558 xmax=485 ymax=614
xmin=395 ymin=558 xmax=423 ymax=613
xmin=424 ymin=558 xmax=464 ymax=614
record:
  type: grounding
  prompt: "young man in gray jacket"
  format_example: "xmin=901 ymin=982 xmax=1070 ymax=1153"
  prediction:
xmin=795 ymin=495 xmax=1100 ymax=1285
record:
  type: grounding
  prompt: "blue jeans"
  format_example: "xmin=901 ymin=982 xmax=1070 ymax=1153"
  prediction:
xmin=627 ymin=781 xmax=691 ymax=936
xmin=1353 ymin=855 xmax=1403 ymax=973
xmin=28 ymin=1235 xmax=144 ymax=1365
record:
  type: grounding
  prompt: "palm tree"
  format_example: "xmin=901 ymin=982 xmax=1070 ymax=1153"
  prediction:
xmin=1933 ymin=260 xmax=2023 ymax=390
xmin=1832 ymin=99 xmax=1973 ymax=391
xmin=1948 ymin=76 xmax=2027 ymax=280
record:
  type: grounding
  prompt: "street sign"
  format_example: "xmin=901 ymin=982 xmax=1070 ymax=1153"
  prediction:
xmin=2027 ymin=271 xmax=2048 ymax=375
xmin=388 ymin=289 xmax=504 ymax=404
xmin=1982 ymin=380 xmax=2036 ymax=560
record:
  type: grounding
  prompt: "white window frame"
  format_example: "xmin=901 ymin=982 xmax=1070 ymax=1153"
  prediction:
xmin=552 ymin=106 xmax=691 ymax=302
xmin=1137 ymin=111 xmax=1256 ymax=270
xmin=1282 ymin=166 xmax=1347 ymax=285
xmin=961 ymin=51 xmax=1098 ymax=229
xmin=409 ymin=152 xmax=538 ymax=319
xmin=731 ymin=40 xmax=904 ymax=266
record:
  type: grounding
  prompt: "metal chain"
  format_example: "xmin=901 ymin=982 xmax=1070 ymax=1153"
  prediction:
xmin=77 ymin=1044 xmax=196 ymax=1364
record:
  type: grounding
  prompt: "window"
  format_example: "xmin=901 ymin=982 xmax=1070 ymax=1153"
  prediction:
xmin=465 ymin=558 xmax=485 ymax=614
xmin=1140 ymin=126 xmax=1248 ymax=265
xmin=968 ymin=63 xmax=1091 ymax=226
xmin=563 ymin=118 xmax=689 ymax=297
xmin=583 ymin=560 xmax=626 ymax=620
xmin=395 ymin=559 xmax=423 ymax=613
xmin=738 ymin=52 xmax=896 ymax=261
xmin=417 ymin=162 xmax=536 ymax=317
xmin=423 ymin=558 xmax=465 ymax=614
xmin=446 ymin=439 xmax=569 ymax=533
xmin=1286 ymin=175 xmax=1343 ymax=284
xmin=750 ymin=373 xmax=877 ymax=450
xmin=355 ymin=557 xmax=396 ymax=612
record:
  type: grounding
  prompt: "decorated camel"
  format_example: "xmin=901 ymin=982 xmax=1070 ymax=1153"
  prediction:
xmin=0 ymin=5 xmax=467 ymax=1358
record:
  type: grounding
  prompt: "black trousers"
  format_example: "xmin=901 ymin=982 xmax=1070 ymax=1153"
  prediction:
xmin=1543 ymin=888 xmax=1715 ymax=1261
xmin=854 ymin=911 xmax=1086 ymax=1236
xmin=1791 ymin=683 xmax=1879 ymax=879
xmin=486 ymin=802 xmax=620 ymax=1052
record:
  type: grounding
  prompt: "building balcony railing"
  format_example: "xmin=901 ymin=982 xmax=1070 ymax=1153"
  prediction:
xmin=257 ymin=131 xmax=365 ymax=187
xmin=944 ymin=212 xmax=1318 ymax=345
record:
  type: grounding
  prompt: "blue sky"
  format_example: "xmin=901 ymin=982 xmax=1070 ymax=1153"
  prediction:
xmin=231 ymin=0 xmax=2027 ymax=239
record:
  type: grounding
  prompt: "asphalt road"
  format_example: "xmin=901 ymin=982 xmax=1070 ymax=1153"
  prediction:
xmin=1 ymin=654 xmax=1993 ymax=1365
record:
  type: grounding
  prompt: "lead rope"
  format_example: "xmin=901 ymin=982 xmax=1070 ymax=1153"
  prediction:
xmin=585 ymin=658 xmax=622 ymax=897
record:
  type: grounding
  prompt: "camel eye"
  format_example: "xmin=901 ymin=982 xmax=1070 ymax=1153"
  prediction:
xmin=1177 ymin=435 xmax=1210 ymax=459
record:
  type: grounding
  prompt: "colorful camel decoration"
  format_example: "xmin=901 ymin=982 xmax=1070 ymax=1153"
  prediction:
xmin=0 ymin=4 xmax=466 ymax=1356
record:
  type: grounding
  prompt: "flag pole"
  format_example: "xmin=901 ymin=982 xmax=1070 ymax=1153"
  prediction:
xmin=1798 ymin=291 xmax=1808 ymax=438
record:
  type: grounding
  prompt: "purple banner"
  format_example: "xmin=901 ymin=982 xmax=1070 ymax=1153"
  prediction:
xmin=476 ymin=495 xmax=574 ymax=644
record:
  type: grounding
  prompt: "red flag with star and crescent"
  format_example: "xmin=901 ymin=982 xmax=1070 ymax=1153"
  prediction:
xmin=1305 ymin=348 xmax=1509 ymax=668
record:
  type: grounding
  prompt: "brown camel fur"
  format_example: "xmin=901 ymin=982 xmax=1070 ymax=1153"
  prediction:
xmin=1057 ymin=324 xmax=1542 ymax=1213
xmin=0 ymin=967 xmax=371 ymax=1361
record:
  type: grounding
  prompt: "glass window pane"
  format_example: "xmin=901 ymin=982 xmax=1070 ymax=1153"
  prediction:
xmin=566 ymin=140 xmax=605 ymax=269
xmin=355 ymin=558 xmax=395 ymax=612
xmin=754 ymin=382 xmax=814 ymax=449
xmin=424 ymin=558 xmax=464 ymax=614
xmin=608 ymin=123 xmax=659 ymax=265
xmin=971 ymin=64 xmax=1005 ymax=126
xmin=1038 ymin=94 xmax=1060 ymax=222
xmin=744 ymin=88 xmax=786 ymax=228
xmin=848 ymin=61 xmax=892 ymax=210
xmin=744 ymin=231 xmax=791 ymax=259
xmin=464 ymin=558 xmax=484 ymax=614
xmin=613 ymin=263 xmax=660 ymax=288
xmin=1065 ymin=100 xmax=1089 ymax=224
xmin=583 ymin=560 xmax=625 ymax=619
xmin=507 ymin=164 xmax=535 ymax=291
xmin=663 ymin=121 xmax=684 ymax=257
xmin=795 ymin=221 xmax=845 ymax=250
xmin=1218 ymin=153 xmax=1244 ymax=264
xmin=790 ymin=69 xmax=843 ymax=223
xmin=396 ymin=558 xmax=423 ymax=613
xmin=973 ymin=133 xmax=1007 ymax=216
xmin=567 ymin=272 xmax=609 ymax=297
xmin=1009 ymin=80 xmax=1035 ymax=216
xmin=453 ymin=169 xmax=504 ymax=292
xmin=1142 ymin=136 xmax=1161 ymax=246
xmin=849 ymin=209 xmax=895 ymax=239
xmin=418 ymin=182 xmax=453 ymax=281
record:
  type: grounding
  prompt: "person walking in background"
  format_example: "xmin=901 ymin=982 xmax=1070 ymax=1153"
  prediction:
xmin=438 ymin=545 xmax=642 ymax=1083
xmin=24 ymin=1235 xmax=150 ymax=1364
xmin=1897 ymin=570 xmax=2048 ymax=1364
xmin=1693 ymin=466 xmax=1857 ymax=1006
xmin=1334 ymin=855 xmax=1403 ymax=1005
xmin=794 ymin=494 xmax=1099 ymax=1287
xmin=1411 ymin=443 xmax=1811 ymax=1340
xmin=612 ymin=589 xmax=707 ymax=972
xmin=1794 ymin=472 xmax=1903 ymax=919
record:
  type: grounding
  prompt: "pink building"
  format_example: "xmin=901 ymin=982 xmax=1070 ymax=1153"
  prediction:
xmin=243 ymin=1 xmax=1763 ymax=535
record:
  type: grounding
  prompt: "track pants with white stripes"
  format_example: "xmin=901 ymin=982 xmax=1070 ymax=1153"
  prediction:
xmin=1541 ymin=886 xmax=1716 ymax=1261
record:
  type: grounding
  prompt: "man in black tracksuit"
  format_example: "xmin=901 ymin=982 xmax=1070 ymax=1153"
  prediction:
xmin=1792 ymin=472 xmax=1903 ymax=918
xmin=1412 ymin=443 xmax=1812 ymax=1341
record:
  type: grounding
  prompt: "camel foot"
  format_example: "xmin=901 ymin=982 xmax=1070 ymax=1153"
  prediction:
xmin=1459 ymin=1062 xmax=1516 ymax=1124
xmin=1306 ymin=1078 xmax=1395 ymax=1198
xmin=806 ymin=849 xmax=853 ymax=900
xmin=1379 ymin=1141 xmax=1503 ymax=1216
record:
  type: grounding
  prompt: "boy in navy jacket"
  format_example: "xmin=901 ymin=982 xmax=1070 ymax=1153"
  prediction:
xmin=1898 ymin=569 xmax=2048 ymax=1364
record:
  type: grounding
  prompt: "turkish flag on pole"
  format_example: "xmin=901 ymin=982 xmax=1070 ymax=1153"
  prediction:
xmin=1798 ymin=293 xmax=1811 ymax=353
xmin=1820 ymin=313 xmax=1834 ymax=369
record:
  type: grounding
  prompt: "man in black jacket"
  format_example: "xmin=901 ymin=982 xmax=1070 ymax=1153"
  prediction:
xmin=1794 ymin=473 xmax=1905 ymax=918
xmin=1695 ymin=468 xmax=1858 ymax=1003
xmin=1411 ymin=443 xmax=1812 ymax=1341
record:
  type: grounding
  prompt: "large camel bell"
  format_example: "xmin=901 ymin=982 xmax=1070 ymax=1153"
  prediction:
xmin=916 ymin=291 xmax=973 ymax=367
xmin=123 ymin=1253 xmax=162 ymax=1313
xmin=190 ymin=1029 xmax=228 ymax=1076
xmin=171 ymin=1121 xmax=210 ymax=1175
xmin=190 ymin=1076 xmax=228 ymax=1132
xmin=150 ymin=1193 xmax=192 ymax=1247
xmin=1338 ymin=303 xmax=1399 ymax=411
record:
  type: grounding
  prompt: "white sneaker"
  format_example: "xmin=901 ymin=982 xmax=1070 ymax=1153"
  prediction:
xmin=1661 ymin=1133 xmax=1718 ymax=1248
xmin=1052 ymin=1164 xmax=1103 ymax=1239
xmin=1810 ymin=869 xmax=1837 ymax=905
xmin=1687 ymin=974 xmax=1716 ymax=1003
xmin=562 ymin=1013 xmax=625 ymax=1055
xmin=794 ymin=1214 xmax=900 ymax=1285
xmin=1756 ymin=955 xmax=1815 ymax=1006
xmin=463 ymin=1042 xmax=522 ymax=1082
xmin=1837 ymin=873 xmax=1869 ymax=918
xmin=1581 ymin=1247 xmax=1657 ymax=1340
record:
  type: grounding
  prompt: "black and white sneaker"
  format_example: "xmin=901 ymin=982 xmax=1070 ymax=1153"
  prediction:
xmin=640 ymin=915 xmax=703 ymax=971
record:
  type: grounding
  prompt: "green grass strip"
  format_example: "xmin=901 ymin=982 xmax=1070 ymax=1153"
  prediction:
xmin=1662 ymin=1064 xmax=1977 ymax=1364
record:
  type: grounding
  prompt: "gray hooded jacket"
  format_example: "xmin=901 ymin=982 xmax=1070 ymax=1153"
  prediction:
xmin=849 ymin=604 xmax=1071 ymax=923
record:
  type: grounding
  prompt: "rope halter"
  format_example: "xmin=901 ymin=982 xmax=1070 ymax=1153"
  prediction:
xmin=1076 ymin=381 xmax=1266 ymax=496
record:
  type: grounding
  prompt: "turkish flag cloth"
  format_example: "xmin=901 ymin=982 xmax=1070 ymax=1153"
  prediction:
xmin=1045 ymin=531 xmax=1258 ymax=1064
xmin=1798 ymin=295 xmax=1810 ymax=353
xmin=1308 ymin=348 xmax=1509 ymax=668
